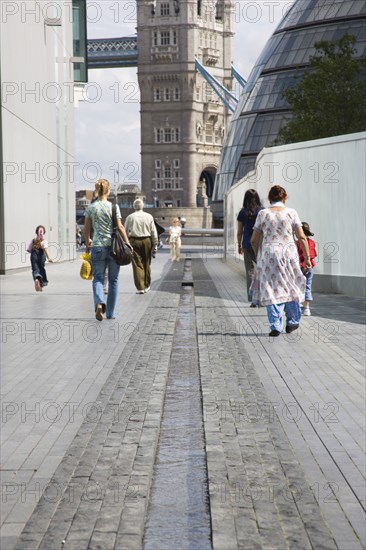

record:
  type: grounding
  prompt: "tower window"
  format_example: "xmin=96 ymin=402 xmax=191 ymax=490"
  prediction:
xmin=205 ymin=123 xmax=213 ymax=143
xmin=153 ymin=32 xmax=158 ymax=46
xmin=155 ymin=126 xmax=181 ymax=143
xmin=160 ymin=31 xmax=170 ymax=45
xmin=174 ymin=87 xmax=180 ymax=100
xmin=215 ymin=0 xmax=223 ymax=20
xmin=161 ymin=2 xmax=170 ymax=16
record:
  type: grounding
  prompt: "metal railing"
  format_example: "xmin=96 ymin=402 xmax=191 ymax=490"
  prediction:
xmin=180 ymin=228 xmax=224 ymax=236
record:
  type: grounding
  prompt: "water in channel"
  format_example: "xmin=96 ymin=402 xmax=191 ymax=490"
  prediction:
xmin=143 ymin=280 xmax=212 ymax=550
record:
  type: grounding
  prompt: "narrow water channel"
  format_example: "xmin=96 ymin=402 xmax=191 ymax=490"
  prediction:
xmin=143 ymin=262 xmax=212 ymax=550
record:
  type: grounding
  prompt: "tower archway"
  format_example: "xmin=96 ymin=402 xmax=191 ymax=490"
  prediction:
xmin=197 ymin=167 xmax=217 ymax=206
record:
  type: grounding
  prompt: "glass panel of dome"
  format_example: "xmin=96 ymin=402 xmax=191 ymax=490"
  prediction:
xmin=234 ymin=158 xmax=256 ymax=183
xmin=318 ymin=2 xmax=338 ymax=20
xmin=284 ymin=49 xmax=298 ymax=66
xmin=270 ymin=54 xmax=283 ymax=70
xmin=358 ymin=1 xmax=366 ymax=14
xmin=343 ymin=1 xmax=365 ymax=16
xmin=302 ymin=31 xmax=316 ymax=48
xmin=227 ymin=118 xmax=256 ymax=150
xmin=237 ymin=117 xmax=256 ymax=145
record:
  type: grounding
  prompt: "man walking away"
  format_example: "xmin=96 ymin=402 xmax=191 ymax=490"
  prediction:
xmin=124 ymin=199 xmax=158 ymax=294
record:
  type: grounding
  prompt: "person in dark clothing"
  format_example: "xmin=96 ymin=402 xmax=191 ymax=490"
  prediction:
xmin=237 ymin=189 xmax=263 ymax=306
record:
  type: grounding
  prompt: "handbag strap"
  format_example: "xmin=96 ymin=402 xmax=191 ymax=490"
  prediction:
xmin=111 ymin=204 xmax=117 ymax=232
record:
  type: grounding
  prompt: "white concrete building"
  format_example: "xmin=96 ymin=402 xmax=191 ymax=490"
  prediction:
xmin=0 ymin=0 xmax=87 ymax=271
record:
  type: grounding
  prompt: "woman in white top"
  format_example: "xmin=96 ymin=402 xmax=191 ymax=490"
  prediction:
xmin=168 ymin=218 xmax=182 ymax=262
xmin=250 ymin=185 xmax=311 ymax=337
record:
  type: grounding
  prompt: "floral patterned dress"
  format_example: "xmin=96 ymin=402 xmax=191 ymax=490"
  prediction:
xmin=251 ymin=207 xmax=306 ymax=306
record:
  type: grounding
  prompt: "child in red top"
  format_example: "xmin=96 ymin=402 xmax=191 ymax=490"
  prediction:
xmin=296 ymin=222 xmax=317 ymax=316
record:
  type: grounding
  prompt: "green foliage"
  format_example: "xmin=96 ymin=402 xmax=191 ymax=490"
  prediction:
xmin=275 ymin=34 xmax=366 ymax=145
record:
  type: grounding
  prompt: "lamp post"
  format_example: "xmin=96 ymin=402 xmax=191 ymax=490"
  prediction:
xmin=114 ymin=168 xmax=119 ymax=205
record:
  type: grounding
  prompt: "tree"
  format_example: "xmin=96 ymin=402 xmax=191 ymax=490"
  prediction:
xmin=275 ymin=34 xmax=366 ymax=145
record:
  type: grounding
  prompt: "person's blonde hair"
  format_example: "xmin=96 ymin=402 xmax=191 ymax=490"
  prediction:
xmin=95 ymin=179 xmax=110 ymax=198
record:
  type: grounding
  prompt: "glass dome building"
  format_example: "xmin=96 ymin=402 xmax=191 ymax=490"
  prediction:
xmin=213 ymin=0 xmax=366 ymax=203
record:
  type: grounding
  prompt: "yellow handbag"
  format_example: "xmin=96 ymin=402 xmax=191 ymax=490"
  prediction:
xmin=80 ymin=252 xmax=92 ymax=280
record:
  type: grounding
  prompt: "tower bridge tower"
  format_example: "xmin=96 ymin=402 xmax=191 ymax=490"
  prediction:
xmin=137 ymin=0 xmax=234 ymax=209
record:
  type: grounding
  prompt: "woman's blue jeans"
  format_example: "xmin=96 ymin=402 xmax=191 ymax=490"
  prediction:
xmin=266 ymin=301 xmax=301 ymax=332
xmin=302 ymin=267 xmax=314 ymax=301
xmin=91 ymin=246 xmax=120 ymax=319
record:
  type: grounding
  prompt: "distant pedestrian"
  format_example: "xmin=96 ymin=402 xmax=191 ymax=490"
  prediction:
xmin=168 ymin=218 xmax=182 ymax=262
xmin=27 ymin=225 xmax=53 ymax=292
xmin=76 ymin=224 xmax=82 ymax=248
xmin=154 ymin=219 xmax=165 ymax=250
xmin=250 ymin=185 xmax=311 ymax=337
xmin=91 ymin=181 xmax=109 ymax=293
xmin=84 ymin=179 xmax=131 ymax=321
xmin=296 ymin=222 xmax=317 ymax=316
xmin=124 ymin=199 xmax=158 ymax=294
xmin=237 ymin=189 xmax=263 ymax=306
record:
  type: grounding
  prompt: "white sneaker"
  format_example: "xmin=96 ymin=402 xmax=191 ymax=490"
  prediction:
xmin=303 ymin=308 xmax=311 ymax=316
xmin=144 ymin=286 xmax=151 ymax=293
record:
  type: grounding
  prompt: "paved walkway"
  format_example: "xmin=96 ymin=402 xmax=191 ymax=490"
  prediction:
xmin=1 ymin=247 xmax=365 ymax=549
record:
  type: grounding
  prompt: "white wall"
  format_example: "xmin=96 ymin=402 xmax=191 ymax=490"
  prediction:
xmin=225 ymin=132 xmax=366 ymax=296
xmin=1 ymin=0 xmax=76 ymax=270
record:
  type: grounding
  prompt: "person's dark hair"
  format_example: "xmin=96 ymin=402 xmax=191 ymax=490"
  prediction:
xmin=243 ymin=189 xmax=262 ymax=219
xmin=268 ymin=185 xmax=287 ymax=204
xmin=35 ymin=225 xmax=46 ymax=235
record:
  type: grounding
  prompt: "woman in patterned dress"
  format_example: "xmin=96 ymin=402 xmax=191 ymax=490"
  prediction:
xmin=250 ymin=185 xmax=312 ymax=337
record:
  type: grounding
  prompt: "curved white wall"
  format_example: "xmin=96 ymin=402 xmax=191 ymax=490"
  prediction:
xmin=225 ymin=132 xmax=366 ymax=296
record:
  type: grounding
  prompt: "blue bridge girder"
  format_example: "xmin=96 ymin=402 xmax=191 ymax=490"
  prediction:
xmin=87 ymin=38 xmax=247 ymax=102
xmin=87 ymin=36 xmax=138 ymax=69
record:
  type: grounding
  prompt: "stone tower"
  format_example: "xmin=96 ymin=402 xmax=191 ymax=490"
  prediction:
xmin=137 ymin=0 xmax=233 ymax=209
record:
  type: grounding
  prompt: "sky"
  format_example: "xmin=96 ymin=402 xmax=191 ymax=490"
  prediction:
xmin=75 ymin=0 xmax=295 ymax=190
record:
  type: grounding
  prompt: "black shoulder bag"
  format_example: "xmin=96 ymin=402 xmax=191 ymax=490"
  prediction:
xmin=110 ymin=204 xmax=133 ymax=266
